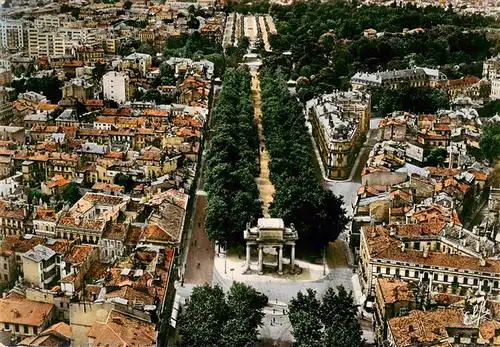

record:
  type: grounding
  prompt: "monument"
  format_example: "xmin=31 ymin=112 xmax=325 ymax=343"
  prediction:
xmin=243 ymin=218 xmax=298 ymax=275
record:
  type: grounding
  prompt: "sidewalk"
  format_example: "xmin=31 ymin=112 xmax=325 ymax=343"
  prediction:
xmin=214 ymin=250 xmax=328 ymax=283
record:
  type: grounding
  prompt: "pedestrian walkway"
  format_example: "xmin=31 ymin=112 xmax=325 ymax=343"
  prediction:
xmin=251 ymin=70 xmax=274 ymax=217
xmin=183 ymin=193 xmax=215 ymax=284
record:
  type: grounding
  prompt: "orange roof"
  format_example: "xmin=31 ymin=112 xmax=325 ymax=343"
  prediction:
xmin=0 ymin=298 xmax=53 ymax=327
xmin=362 ymin=224 xmax=500 ymax=274
xmin=36 ymin=103 xmax=58 ymax=111
xmin=63 ymin=245 xmax=94 ymax=264
xmin=141 ymin=109 xmax=168 ymax=117
xmin=35 ymin=208 xmax=57 ymax=222
xmin=62 ymin=60 xmax=84 ymax=67
xmin=0 ymin=201 xmax=25 ymax=219
xmin=44 ymin=174 xmax=69 ymax=189
xmin=87 ymin=310 xmax=157 ymax=347
xmin=388 ymin=309 xmax=466 ymax=346
xmin=377 ymin=277 xmax=413 ymax=304
xmin=84 ymin=99 xmax=104 ymax=107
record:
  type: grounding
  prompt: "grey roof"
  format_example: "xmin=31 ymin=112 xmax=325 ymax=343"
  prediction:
xmin=23 ymin=244 xmax=55 ymax=262
xmin=56 ymin=109 xmax=77 ymax=122
xmin=76 ymin=142 xmax=107 ymax=155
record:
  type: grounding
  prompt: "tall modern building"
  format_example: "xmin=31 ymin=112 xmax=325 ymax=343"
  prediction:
xmin=102 ymin=71 xmax=131 ymax=104
xmin=0 ymin=19 xmax=24 ymax=50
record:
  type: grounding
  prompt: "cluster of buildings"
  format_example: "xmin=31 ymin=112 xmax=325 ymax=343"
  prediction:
xmin=306 ymin=90 xmax=371 ymax=179
xmin=348 ymin=107 xmax=500 ymax=346
xmin=0 ymin=1 xmax=222 ymax=345
xmin=351 ymin=67 xmax=491 ymax=101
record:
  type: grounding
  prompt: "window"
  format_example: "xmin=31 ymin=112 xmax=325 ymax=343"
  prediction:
xmin=444 ymin=275 xmax=448 ymax=283
xmin=415 ymin=271 xmax=419 ymax=278
xmin=23 ymin=325 xmax=28 ymax=334
xmin=33 ymin=327 xmax=37 ymax=335
xmin=464 ymin=278 xmax=468 ymax=285
xmin=414 ymin=242 xmax=420 ymax=250
xmin=3 ymin=263 xmax=6 ymax=270
xmin=5 ymin=323 xmax=9 ymax=330
xmin=15 ymin=325 xmax=19 ymax=332
xmin=395 ymin=269 xmax=400 ymax=276
xmin=386 ymin=268 xmax=390 ymax=275
xmin=4 ymin=274 xmax=7 ymax=280
xmin=434 ymin=274 xmax=438 ymax=281
xmin=405 ymin=270 xmax=409 ymax=277
xmin=474 ymin=279 xmax=478 ymax=286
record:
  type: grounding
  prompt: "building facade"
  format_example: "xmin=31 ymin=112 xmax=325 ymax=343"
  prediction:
xmin=0 ymin=20 xmax=24 ymax=50
xmin=102 ymin=71 xmax=130 ymax=104
xmin=307 ymin=90 xmax=371 ymax=179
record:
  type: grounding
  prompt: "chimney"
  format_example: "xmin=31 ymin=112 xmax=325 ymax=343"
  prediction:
xmin=476 ymin=240 xmax=480 ymax=253
xmin=423 ymin=247 xmax=429 ymax=258
xmin=480 ymin=256 xmax=486 ymax=267
xmin=400 ymin=242 xmax=406 ymax=252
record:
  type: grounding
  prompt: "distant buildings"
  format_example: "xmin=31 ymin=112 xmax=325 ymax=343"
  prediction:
xmin=351 ymin=67 xmax=446 ymax=90
xmin=307 ymin=90 xmax=371 ymax=179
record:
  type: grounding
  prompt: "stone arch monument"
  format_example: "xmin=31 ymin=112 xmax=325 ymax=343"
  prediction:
xmin=243 ymin=218 xmax=298 ymax=275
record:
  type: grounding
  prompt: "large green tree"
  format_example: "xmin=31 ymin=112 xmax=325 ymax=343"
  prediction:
xmin=480 ymin=123 xmax=500 ymax=162
xmin=204 ymin=68 xmax=261 ymax=245
xmin=289 ymin=286 xmax=364 ymax=347
xmin=178 ymin=282 xmax=268 ymax=347
xmin=260 ymin=69 xmax=349 ymax=251
xmin=265 ymin=1 xmax=493 ymax=102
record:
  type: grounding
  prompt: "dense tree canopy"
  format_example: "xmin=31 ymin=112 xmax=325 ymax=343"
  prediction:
xmin=370 ymin=85 xmax=449 ymax=115
xmin=480 ymin=123 xmax=500 ymax=162
xmin=11 ymin=76 xmax=62 ymax=103
xmin=178 ymin=282 xmax=268 ymax=347
xmin=260 ymin=69 xmax=349 ymax=251
xmin=204 ymin=68 xmax=261 ymax=245
xmin=264 ymin=1 xmax=495 ymax=101
xmin=289 ymin=286 xmax=363 ymax=347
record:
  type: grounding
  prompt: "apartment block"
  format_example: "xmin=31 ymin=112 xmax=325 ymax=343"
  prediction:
xmin=102 ymin=71 xmax=131 ymax=104
xmin=306 ymin=90 xmax=371 ymax=179
xmin=0 ymin=20 xmax=24 ymax=50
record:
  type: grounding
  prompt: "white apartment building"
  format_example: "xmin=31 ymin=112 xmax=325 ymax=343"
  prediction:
xmin=482 ymin=56 xmax=500 ymax=99
xmin=0 ymin=20 xmax=24 ymax=50
xmin=27 ymin=27 xmax=96 ymax=59
xmin=34 ymin=15 xmax=61 ymax=28
xmin=102 ymin=71 xmax=130 ymax=104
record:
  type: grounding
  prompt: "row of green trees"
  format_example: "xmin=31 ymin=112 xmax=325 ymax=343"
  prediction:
xmin=177 ymin=282 xmax=363 ymax=347
xmin=178 ymin=282 xmax=268 ymax=347
xmin=204 ymin=68 xmax=261 ymax=246
xmin=260 ymin=69 xmax=349 ymax=252
xmin=264 ymin=1 xmax=495 ymax=101
xmin=289 ymin=286 xmax=364 ymax=347
xmin=370 ymin=85 xmax=450 ymax=115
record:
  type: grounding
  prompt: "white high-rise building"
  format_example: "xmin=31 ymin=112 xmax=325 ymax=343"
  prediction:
xmin=0 ymin=20 xmax=24 ymax=50
xmin=27 ymin=27 xmax=96 ymax=59
xmin=103 ymin=71 xmax=130 ymax=104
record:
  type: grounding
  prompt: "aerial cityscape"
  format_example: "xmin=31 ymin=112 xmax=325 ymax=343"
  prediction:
xmin=0 ymin=0 xmax=499 ymax=346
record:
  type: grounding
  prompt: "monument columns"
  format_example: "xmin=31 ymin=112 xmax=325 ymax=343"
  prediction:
xmin=278 ymin=246 xmax=283 ymax=275
xmin=245 ymin=244 xmax=251 ymax=272
xmin=258 ymin=246 xmax=263 ymax=275
xmin=290 ymin=244 xmax=295 ymax=269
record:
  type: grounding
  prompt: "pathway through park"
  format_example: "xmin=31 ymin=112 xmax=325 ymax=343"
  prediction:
xmin=251 ymin=70 xmax=274 ymax=216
